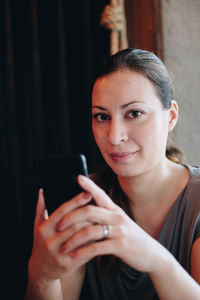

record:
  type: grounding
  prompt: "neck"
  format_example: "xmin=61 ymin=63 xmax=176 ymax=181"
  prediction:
xmin=117 ymin=158 xmax=179 ymax=208
xmin=117 ymin=158 xmax=189 ymax=238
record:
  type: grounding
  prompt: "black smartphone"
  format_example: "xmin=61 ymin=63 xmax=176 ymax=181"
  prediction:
xmin=39 ymin=153 xmax=88 ymax=215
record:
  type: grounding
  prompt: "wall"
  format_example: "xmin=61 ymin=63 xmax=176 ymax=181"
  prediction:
xmin=162 ymin=0 xmax=200 ymax=164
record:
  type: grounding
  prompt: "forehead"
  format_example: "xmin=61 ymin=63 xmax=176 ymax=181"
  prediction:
xmin=92 ymin=69 xmax=159 ymax=106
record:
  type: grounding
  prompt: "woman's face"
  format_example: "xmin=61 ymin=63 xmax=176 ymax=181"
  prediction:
xmin=92 ymin=69 xmax=177 ymax=178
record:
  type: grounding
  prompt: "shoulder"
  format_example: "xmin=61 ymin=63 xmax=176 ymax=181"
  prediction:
xmin=183 ymin=165 xmax=200 ymax=239
xmin=172 ymin=165 xmax=200 ymax=227
xmin=187 ymin=165 xmax=200 ymax=181
xmin=185 ymin=165 xmax=200 ymax=197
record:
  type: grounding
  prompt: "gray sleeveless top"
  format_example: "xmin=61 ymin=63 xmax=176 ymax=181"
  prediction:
xmin=80 ymin=165 xmax=200 ymax=300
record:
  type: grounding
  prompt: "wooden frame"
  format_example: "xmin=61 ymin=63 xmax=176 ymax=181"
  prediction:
xmin=125 ymin=0 xmax=163 ymax=59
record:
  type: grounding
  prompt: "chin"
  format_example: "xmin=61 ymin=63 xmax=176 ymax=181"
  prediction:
xmin=106 ymin=160 xmax=142 ymax=178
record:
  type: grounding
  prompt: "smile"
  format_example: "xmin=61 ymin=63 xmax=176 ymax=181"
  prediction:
xmin=109 ymin=152 xmax=136 ymax=163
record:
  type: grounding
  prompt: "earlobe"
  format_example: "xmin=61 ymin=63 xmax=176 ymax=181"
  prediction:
xmin=168 ymin=100 xmax=178 ymax=132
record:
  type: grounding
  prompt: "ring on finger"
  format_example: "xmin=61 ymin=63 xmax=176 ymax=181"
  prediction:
xmin=102 ymin=224 xmax=112 ymax=239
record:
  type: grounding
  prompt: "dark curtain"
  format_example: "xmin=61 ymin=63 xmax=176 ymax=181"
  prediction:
xmin=0 ymin=0 xmax=109 ymax=298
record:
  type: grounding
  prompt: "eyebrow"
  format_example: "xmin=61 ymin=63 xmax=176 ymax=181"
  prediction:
xmin=92 ymin=101 xmax=143 ymax=111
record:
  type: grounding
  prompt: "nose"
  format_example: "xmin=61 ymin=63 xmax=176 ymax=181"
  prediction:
xmin=108 ymin=119 xmax=128 ymax=145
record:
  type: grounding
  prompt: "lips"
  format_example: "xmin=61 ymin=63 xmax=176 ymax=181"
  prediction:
xmin=109 ymin=152 xmax=136 ymax=163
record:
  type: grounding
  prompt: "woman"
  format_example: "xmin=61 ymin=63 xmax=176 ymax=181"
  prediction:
xmin=26 ymin=49 xmax=200 ymax=299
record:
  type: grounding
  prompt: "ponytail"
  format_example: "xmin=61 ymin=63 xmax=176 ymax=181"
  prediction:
xmin=166 ymin=136 xmax=185 ymax=164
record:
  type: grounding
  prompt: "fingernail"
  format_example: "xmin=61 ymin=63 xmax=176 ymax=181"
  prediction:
xmin=44 ymin=209 xmax=49 ymax=220
xmin=38 ymin=188 xmax=43 ymax=196
xmin=79 ymin=175 xmax=88 ymax=183
xmin=83 ymin=192 xmax=91 ymax=199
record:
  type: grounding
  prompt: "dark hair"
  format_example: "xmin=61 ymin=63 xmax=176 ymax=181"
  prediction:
xmin=94 ymin=48 xmax=184 ymax=163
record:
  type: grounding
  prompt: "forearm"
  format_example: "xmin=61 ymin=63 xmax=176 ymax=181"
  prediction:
xmin=61 ymin=265 xmax=86 ymax=300
xmin=25 ymin=274 xmax=63 ymax=300
xmin=150 ymin=251 xmax=200 ymax=300
xmin=25 ymin=265 xmax=85 ymax=300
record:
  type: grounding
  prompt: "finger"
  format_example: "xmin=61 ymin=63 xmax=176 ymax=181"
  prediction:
xmin=56 ymin=204 xmax=116 ymax=231
xmin=77 ymin=175 xmax=116 ymax=209
xmin=34 ymin=189 xmax=47 ymax=227
xmin=69 ymin=239 xmax=114 ymax=260
xmin=60 ymin=223 xmax=113 ymax=254
xmin=49 ymin=191 xmax=92 ymax=227
xmin=54 ymin=221 xmax=91 ymax=248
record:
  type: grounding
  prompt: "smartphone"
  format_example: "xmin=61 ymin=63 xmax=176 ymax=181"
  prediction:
xmin=39 ymin=153 xmax=88 ymax=215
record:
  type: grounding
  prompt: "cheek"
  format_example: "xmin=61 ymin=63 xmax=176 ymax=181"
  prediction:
xmin=147 ymin=119 xmax=169 ymax=151
xmin=132 ymin=117 xmax=168 ymax=149
xmin=92 ymin=126 xmax=105 ymax=149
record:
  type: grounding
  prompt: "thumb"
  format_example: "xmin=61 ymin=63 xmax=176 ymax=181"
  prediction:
xmin=34 ymin=189 xmax=48 ymax=227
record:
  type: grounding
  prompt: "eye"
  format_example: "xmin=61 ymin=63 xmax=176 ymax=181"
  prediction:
xmin=126 ymin=110 xmax=143 ymax=119
xmin=92 ymin=113 xmax=110 ymax=122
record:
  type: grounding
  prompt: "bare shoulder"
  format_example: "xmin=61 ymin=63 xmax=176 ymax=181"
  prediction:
xmin=191 ymin=237 xmax=200 ymax=284
xmin=61 ymin=265 xmax=86 ymax=300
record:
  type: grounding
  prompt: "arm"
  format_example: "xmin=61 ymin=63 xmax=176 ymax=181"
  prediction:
xmin=25 ymin=190 xmax=63 ymax=300
xmin=149 ymin=230 xmax=200 ymax=299
xmin=56 ymin=175 xmax=200 ymax=300
xmin=26 ymin=265 xmax=85 ymax=300
xmin=25 ymin=189 xmax=92 ymax=300
xmin=25 ymin=275 xmax=63 ymax=300
xmin=149 ymin=241 xmax=200 ymax=300
xmin=191 ymin=237 xmax=200 ymax=283
xmin=61 ymin=265 xmax=85 ymax=300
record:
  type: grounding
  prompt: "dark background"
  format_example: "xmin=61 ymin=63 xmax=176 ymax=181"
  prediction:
xmin=0 ymin=0 xmax=161 ymax=298
xmin=0 ymin=0 xmax=108 ymax=298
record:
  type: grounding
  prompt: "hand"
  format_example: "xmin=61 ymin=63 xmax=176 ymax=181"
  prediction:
xmin=28 ymin=188 xmax=94 ymax=287
xmin=56 ymin=175 xmax=169 ymax=274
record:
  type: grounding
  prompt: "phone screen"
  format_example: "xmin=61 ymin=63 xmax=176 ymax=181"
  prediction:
xmin=39 ymin=154 xmax=88 ymax=214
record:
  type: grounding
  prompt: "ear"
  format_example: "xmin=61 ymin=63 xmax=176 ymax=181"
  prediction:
xmin=168 ymin=100 xmax=178 ymax=132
